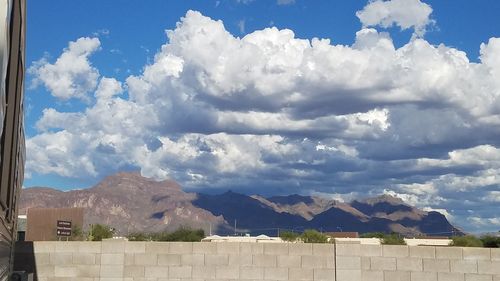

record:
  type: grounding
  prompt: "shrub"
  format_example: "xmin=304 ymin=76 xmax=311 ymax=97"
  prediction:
xmin=359 ymin=232 xmax=405 ymax=245
xmin=451 ymin=235 xmax=483 ymax=247
xmin=166 ymin=227 xmax=205 ymax=242
xmin=480 ymin=235 xmax=500 ymax=248
xmin=381 ymin=233 xmax=406 ymax=245
xmin=127 ymin=227 xmax=205 ymax=242
xmin=88 ymin=224 xmax=114 ymax=241
xmin=301 ymin=229 xmax=329 ymax=243
xmin=279 ymin=231 xmax=300 ymax=242
xmin=149 ymin=232 xmax=170 ymax=241
xmin=127 ymin=232 xmax=151 ymax=241
xmin=70 ymin=225 xmax=84 ymax=241
xmin=360 ymin=232 xmax=386 ymax=238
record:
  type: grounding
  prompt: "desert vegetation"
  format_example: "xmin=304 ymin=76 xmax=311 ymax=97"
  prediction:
xmin=451 ymin=235 xmax=500 ymax=248
xmin=360 ymin=232 xmax=406 ymax=245
xmin=87 ymin=224 xmax=114 ymax=241
xmin=127 ymin=227 xmax=205 ymax=242
xmin=279 ymin=229 xmax=329 ymax=243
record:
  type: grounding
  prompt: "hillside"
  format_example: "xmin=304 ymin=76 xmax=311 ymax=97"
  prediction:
xmin=19 ymin=172 xmax=461 ymax=236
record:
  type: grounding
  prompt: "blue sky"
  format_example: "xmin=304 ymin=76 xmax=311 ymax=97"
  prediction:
xmin=25 ymin=0 xmax=500 ymax=232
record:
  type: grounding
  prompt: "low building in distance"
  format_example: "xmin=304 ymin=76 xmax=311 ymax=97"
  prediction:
xmin=202 ymin=234 xmax=283 ymax=243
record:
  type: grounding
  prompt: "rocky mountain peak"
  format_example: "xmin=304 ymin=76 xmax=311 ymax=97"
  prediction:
xmin=361 ymin=194 xmax=406 ymax=206
xmin=91 ymin=171 xmax=181 ymax=194
xmin=19 ymin=172 xmax=461 ymax=237
xmin=267 ymin=194 xmax=315 ymax=205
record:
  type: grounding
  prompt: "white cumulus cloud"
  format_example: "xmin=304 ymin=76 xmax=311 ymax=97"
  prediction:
xmin=29 ymin=37 xmax=101 ymax=101
xmin=356 ymin=0 xmax=434 ymax=37
xmin=25 ymin=10 xmax=500 ymax=233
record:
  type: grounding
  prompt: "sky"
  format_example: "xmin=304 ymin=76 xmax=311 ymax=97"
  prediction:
xmin=24 ymin=0 xmax=500 ymax=233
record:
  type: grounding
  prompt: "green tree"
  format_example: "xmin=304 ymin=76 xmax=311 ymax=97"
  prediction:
xmin=150 ymin=231 xmax=171 ymax=241
xmin=71 ymin=225 xmax=84 ymax=241
xmin=127 ymin=228 xmax=205 ymax=242
xmin=88 ymin=224 xmax=114 ymax=241
xmin=480 ymin=235 xmax=500 ymax=248
xmin=301 ymin=229 xmax=329 ymax=243
xmin=167 ymin=227 xmax=205 ymax=242
xmin=381 ymin=233 xmax=406 ymax=245
xmin=450 ymin=235 xmax=483 ymax=247
xmin=279 ymin=231 xmax=300 ymax=242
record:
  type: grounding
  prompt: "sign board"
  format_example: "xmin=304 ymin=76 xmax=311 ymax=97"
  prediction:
xmin=57 ymin=220 xmax=71 ymax=228
xmin=56 ymin=220 xmax=72 ymax=237
xmin=56 ymin=228 xmax=71 ymax=236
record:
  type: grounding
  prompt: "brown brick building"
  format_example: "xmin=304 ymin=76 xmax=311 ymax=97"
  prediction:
xmin=26 ymin=208 xmax=84 ymax=241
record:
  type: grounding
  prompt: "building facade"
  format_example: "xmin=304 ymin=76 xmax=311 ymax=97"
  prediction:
xmin=25 ymin=208 xmax=84 ymax=241
xmin=0 ymin=0 xmax=25 ymax=279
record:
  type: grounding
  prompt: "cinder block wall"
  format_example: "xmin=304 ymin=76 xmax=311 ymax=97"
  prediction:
xmin=335 ymin=242 xmax=500 ymax=281
xmin=15 ymin=240 xmax=336 ymax=281
xmin=14 ymin=241 xmax=500 ymax=281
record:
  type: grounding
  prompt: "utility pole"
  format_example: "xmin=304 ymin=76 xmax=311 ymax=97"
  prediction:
xmin=234 ymin=220 xmax=237 ymax=236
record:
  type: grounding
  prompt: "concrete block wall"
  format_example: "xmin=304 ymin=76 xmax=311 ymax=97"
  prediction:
xmin=14 ymin=241 xmax=500 ymax=281
xmin=15 ymin=241 xmax=336 ymax=281
xmin=335 ymin=242 xmax=500 ymax=281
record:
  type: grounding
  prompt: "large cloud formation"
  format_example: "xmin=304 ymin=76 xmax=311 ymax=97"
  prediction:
xmin=27 ymin=3 xmax=500 ymax=232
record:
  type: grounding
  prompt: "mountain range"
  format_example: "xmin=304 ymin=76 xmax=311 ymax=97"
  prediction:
xmin=19 ymin=172 xmax=461 ymax=237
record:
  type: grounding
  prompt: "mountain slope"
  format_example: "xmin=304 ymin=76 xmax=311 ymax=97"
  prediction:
xmin=351 ymin=195 xmax=459 ymax=236
xmin=193 ymin=191 xmax=308 ymax=231
xmin=20 ymin=172 xmax=226 ymax=235
xmin=19 ymin=172 xmax=462 ymax=236
xmin=252 ymin=194 xmax=368 ymax=221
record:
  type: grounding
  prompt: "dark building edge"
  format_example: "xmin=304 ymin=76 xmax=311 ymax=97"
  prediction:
xmin=0 ymin=0 xmax=25 ymax=279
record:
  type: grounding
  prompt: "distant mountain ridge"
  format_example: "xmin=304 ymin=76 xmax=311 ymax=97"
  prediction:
xmin=19 ymin=172 xmax=462 ymax=236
